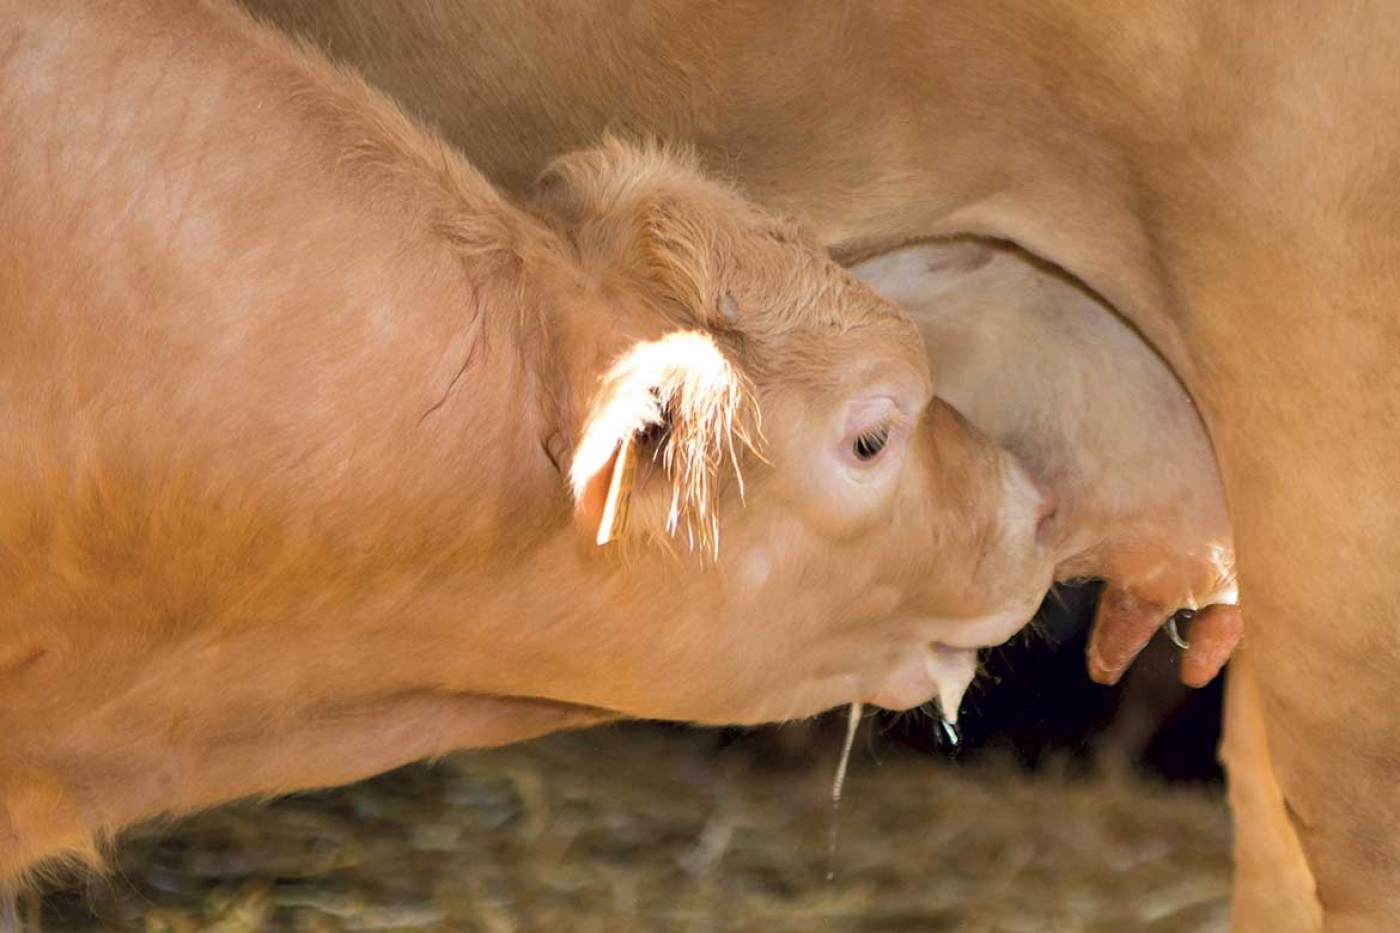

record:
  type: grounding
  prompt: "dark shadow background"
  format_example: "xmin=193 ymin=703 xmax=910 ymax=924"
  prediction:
xmin=719 ymin=581 xmax=1227 ymax=785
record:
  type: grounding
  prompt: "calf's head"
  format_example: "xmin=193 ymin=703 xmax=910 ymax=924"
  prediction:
xmin=526 ymin=140 xmax=1057 ymax=723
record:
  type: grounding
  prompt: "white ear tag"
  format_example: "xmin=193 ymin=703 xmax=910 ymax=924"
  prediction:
xmin=596 ymin=433 xmax=639 ymax=546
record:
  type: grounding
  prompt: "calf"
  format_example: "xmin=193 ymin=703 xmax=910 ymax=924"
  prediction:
xmin=850 ymin=241 xmax=1242 ymax=687
xmin=0 ymin=0 xmax=1055 ymax=885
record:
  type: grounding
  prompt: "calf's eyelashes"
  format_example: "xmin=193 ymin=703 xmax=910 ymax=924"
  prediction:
xmin=853 ymin=425 xmax=890 ymax=461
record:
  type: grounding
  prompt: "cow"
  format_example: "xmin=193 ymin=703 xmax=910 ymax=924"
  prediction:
xmin=0 ymin=0 xmax=1060 ymax=888
xmin=235 ymin=1 xmax=1400 ymax=928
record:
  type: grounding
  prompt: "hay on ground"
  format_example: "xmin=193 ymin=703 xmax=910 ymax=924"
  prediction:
xmin=37 ymin=722 xmax=1232 ymax=932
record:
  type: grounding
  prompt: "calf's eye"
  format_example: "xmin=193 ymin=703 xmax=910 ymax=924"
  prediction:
xmin=853 ymin=426 xmax=890 ymax=461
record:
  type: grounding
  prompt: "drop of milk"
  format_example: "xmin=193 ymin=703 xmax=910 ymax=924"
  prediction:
xmin=926 ymin=647 xmax=980 ymax=728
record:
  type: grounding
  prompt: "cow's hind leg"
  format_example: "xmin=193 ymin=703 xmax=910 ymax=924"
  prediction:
xmin=1221 ymin=650 xmax=1322 ymax=933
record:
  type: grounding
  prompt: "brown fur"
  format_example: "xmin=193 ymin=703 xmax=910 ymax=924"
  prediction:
xmin=0 ymin=0 xmax=1056 ymax=887
xmin=237 ymin=0 xmax=1400 ymax=927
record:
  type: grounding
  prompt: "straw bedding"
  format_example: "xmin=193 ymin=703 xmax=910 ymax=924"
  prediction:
xmin=34 ymin=718 xmax=1232 ymax=933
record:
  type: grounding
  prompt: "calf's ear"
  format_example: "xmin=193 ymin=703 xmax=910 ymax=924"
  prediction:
xmin=569 ymin=331 xmax=759 ymax=554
